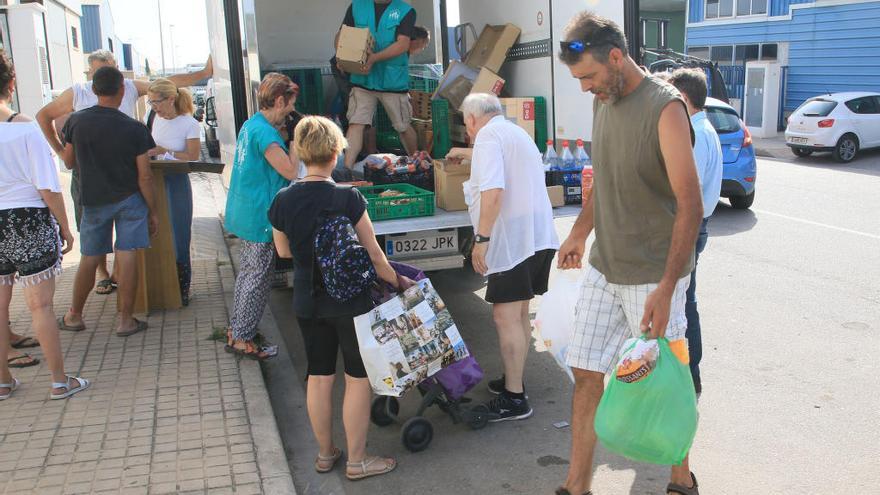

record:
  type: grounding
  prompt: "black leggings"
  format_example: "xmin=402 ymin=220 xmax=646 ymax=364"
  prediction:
xmin=297 ymin=316 xmax=367 ymax=378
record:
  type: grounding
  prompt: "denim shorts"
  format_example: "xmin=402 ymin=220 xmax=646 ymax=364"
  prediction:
xmin=79 ymin=193 xmax=150 ymax=256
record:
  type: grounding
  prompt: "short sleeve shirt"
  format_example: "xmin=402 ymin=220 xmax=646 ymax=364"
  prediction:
xmin=342 ymin=3 xmax=416 ymax=39
xmin=268 ymin=182 xmax=372 ymax=319
xmin=690 ymin=111 xmax=723 ymax=218
xmin=61 ymin=106 xmax=155 ymax=207
xmin=0 ymin=122 xmax=61 ymax=210
xmin=224 ymin=112 xmax=289 ymax=243
xmin=150 ymin=114 xmax=201 ymax=155
xmin=463 ymin=116 xmax=560 ymax=274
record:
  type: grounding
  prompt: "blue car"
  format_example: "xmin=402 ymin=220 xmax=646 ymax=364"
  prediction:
xmin=704 ymin=97 xmax=757 ymax=210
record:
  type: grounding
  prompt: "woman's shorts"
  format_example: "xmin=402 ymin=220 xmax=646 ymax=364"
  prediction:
xmin=0 ymin=207 xmax=62 ymax=287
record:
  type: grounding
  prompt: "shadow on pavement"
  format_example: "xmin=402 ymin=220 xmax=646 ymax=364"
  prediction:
xmin=707 ymin=203 xmax=758 ymax=237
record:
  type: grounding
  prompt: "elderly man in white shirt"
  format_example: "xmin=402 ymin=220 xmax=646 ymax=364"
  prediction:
xmin=447 ymin=93 xmax=559 ymax=422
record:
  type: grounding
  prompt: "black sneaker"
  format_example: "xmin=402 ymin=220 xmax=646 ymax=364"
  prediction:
xmin=487 ymin=375 xmax=506 ymax=395
xmin=486 ymin=393 xmax=533 ymax=422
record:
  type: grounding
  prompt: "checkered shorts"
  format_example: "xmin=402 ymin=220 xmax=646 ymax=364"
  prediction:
xmin=565 ymin=265 xmax=690 ymax=375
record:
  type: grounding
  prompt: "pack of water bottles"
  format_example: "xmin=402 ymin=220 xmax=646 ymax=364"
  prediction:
xmin=543 ymin=139 xmax=592 ymax=205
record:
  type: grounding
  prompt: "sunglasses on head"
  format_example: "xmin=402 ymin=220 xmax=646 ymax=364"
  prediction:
xmin=560 ymin=40 xmax=594 ymax=54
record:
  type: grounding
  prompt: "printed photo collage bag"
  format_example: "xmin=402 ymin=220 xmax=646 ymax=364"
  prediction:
xmin=354 ymin=263 xmax=480 ymax=398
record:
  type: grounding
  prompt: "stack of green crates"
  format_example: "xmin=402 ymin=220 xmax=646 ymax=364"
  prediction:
xmin=261 ymin=68 xmax=324 ymax=116
xmin=430 ymin=96 xmax=549 ymax=158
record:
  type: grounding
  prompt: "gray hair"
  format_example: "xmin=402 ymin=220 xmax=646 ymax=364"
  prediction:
xmin=87 ymin=50 xmax=116 ymax=65
xmin=461 ymin=93 xmax=503 ymax=120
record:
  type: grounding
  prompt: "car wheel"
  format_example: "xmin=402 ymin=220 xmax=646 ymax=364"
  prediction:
xmin=832 ymin=134 xmax=858 ymax=163
xmin=730 ymin=190 xmax=755 ymax=210
xmin=791 ymin=147 xmax=813 ymax=158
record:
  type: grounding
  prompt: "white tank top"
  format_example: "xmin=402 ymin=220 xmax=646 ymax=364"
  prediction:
xmin=72 ymin=79 xmax=140 ymax=117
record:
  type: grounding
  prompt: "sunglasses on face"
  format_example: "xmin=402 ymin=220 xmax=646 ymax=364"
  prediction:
xmin=148 ymin=97 xmax=169 ymax=106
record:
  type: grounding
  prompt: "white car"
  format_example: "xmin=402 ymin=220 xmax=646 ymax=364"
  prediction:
xmin=784 ymin=92 xmax=880 ymax=163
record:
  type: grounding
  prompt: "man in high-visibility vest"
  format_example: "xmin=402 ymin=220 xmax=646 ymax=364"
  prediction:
xmin=337 ymin=0 xmax=419 ymax=169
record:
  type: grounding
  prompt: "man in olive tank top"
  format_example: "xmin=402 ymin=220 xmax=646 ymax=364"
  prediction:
xmin=554 ymin=12 xmax=704 ymax=495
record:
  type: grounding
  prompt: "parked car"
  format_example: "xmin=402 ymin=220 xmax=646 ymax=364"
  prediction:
xmin=784 ymin=92 xmax=880 ymax=163
xmin=704 ymin=97 xmax=757 ymax=210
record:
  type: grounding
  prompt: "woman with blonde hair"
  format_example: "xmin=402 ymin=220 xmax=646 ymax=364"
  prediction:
xmin=224 ymin=73 xmax=301 ymax=360
xmin=146 ymin=78 xmax=201 ymax=305
xmin=269 ymin=116 xmax=409 ymax=480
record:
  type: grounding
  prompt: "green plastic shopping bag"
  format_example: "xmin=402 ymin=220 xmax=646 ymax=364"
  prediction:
xmin=594 ymin=337 xmax=698 ymax=465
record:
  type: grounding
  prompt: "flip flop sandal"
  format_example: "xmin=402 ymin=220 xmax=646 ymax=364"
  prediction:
xmin=224 ymin=339 xmax=277 ymax=361
xmin=94 ymin=279 xmax=117 ymax=295
xmin=315 ymin=447 xmax=343 ymax=473
xmin=0 ymin=378 xmax=21 ymax=400
xmin=8 ymin=354 xmax=40 ymax=368
xmin=556 ymin=489 xmax=593 ymax=495
xmin=116 ymin=318 xmax=148 ymax=337
xmin=58 ymin=317 xmax=86 ymax=332
xmin=345 ymin=456 xmax=397 ymax=481
xmin=667 ymin=472 xmax=699 ymax=495
xmin=11 ymin=336 xmax=39 ymax=349
xmin=49 ymin=375 xmax=91 ymax=400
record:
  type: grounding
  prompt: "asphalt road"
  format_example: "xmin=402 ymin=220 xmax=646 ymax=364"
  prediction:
xmin=263 ymin=149 xmax=880 ymax=495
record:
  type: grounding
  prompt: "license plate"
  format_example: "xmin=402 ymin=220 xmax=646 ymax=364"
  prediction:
xmin=789 ymin=137 xmax=808 ymax=144
xmin=385 ymin=230 xmax=458 ymax=257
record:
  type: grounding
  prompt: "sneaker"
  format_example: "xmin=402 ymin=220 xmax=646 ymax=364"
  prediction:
xmin=486 ymin=393 xmax=533 ymax=422
xmin=487 ymin=375 xmax=528 ymax=398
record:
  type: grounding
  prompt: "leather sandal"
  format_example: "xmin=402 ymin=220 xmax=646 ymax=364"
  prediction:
xmin=345 ymin=456 xmax=396 ymax=481
xmin=667 ymin=472 xmax=699 ymax=495
xmin=556 ymin=488 xmax=593 ymax=495
xmin=315 ymin=447 xmax=343 ymax=473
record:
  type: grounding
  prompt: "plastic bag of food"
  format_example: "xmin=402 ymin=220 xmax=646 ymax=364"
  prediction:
xmin=594 ymin=337 xmax=698 ymax=465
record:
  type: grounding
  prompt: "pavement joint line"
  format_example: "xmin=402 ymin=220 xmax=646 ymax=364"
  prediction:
xmin=752 ymin=208 xmax=880 ymax=240
xmin=210 ymin=178 xmax=298 ymax=494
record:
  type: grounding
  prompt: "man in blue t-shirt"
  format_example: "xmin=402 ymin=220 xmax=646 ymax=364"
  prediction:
xmin=59 ymin=66 xmax=158 ymax=338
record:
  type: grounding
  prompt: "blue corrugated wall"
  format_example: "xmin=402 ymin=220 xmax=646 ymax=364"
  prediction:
xmin=81 ymin=5 xmax=101 ymax=53
xmin=687 ymin=1 xmax=880 ymax=110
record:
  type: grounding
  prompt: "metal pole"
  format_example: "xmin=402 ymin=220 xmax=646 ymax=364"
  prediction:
xmin=158 ymin=0 xmax=166 ymax=75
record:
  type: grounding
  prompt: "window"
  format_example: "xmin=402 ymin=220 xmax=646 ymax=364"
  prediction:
xmin=707 ymin=0 xmax=764 ymax=19
xmin=710 ymin=45 xmax=734 ymax=65
xmin=794 ymin=99 xmax=837 ymax=117
xmin=71 ymin=26 xmax=79 ymax=49
xmin=705 ymin=106 xmax=743 ymax=134
xmin=108 ymin=38 xmax=113 ymax=52
xmin=845 ymin=97 xmax=880 ymax=115
xmin=688 ymin=46 xmax=710 ymax=60
xmin=735 ymin=44 xmax=759 ymax=65
xmin=760 ymin=43 xmax=777 ymax=60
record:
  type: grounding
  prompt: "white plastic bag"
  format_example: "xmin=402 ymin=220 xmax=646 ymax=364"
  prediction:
xmin=534 ymin=270 xmax=583 ymax=382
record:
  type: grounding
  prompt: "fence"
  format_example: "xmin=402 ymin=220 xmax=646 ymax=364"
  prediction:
xmin=705 ymin=65 xmax=746 ymax=101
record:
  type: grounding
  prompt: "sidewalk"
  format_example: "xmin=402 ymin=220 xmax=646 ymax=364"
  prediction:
xmin=752 ymin=133 xmax=791 ymax=159
xmin=0 ymin=172 xmax=294 ymax=494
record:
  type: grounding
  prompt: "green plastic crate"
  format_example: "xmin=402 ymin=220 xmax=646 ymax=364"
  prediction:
xmin=409 ymin=77 xmax=439 ymax=93
xmin=357 ymin=183 xmax=435 ymax=221
xmin=534 ymin=96 xmax=548 ymax=153
xmin=376 ymin=129 xmax=403 ymax=152
xmin=262 ymin=68 xmax=324 ymax=116
xmin=431 ymin=98 xmax=452 ymax=159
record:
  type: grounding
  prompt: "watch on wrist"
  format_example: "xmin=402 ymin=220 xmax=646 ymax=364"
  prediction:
xmin=474 ymin=234 xmax=491 ymax=244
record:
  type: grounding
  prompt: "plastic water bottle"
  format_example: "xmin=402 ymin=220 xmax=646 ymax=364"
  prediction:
xmin=577 ymin=139 xmax=593 ymax=204
xmin=543 ymin=140 xmax=560 ymax=171
xmin=575 ymin=139 xmax=590 ymax=169
xmin=561 ymin=140 xmax=576 ymax=170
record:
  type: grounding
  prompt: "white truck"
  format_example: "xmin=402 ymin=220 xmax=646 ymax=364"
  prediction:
xmin=203 ymin=0 xmax=638 ymax=271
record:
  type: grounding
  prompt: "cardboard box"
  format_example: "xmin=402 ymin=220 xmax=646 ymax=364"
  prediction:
xmin=464 ymin=24 xmax=521 ymax=74
xmin=410 ymin=90 xmax=433 ymax=120
xmin=435 ymin=61 xmax=505 ymax=111
xmin=336 ymin=26 xmax=374 ymax=74
xmin=434 ymin=160 xmax=471 ymax=212
xmin=412 ymin=119 xmax=433 ymax=152
xmin=501 ymin=97 xmax=536 ymax=141
xmin=546 ymin=185 xmax=564 ymax=208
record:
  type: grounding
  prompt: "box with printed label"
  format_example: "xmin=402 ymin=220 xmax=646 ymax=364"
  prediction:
xmin=434 ymin=61 xmax=505 ymax=111
xmin=500 ymin=97 xmax=536 ymax=141
xmin=464 ymin=24 xmax=521 ymax=74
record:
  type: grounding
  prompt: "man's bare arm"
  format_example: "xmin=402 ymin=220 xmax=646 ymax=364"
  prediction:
xmin=657 ymin=101 xmax=703 ymax=290
xmin=36 ymin=88 xmax=74 ymax=153
xmin=134 ymin=55 xmax=214 ymax=95
xmin=370 ymin=35 xmax=411 ymax=63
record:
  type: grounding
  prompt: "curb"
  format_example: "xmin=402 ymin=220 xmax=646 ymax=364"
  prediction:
xmin=216 ymin=227 xmax=298 ymax=494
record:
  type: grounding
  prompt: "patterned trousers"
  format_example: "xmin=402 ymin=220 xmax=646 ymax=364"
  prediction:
xmin=230 ymin=240 xmax=275 ymax=341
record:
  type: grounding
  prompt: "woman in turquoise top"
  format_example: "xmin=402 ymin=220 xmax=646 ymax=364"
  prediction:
xmin=224 ymin=73 xmax=301 ymax=359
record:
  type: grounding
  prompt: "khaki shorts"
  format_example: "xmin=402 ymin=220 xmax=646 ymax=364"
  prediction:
xmin=347 ymin=87 xmax=412 ymax=132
